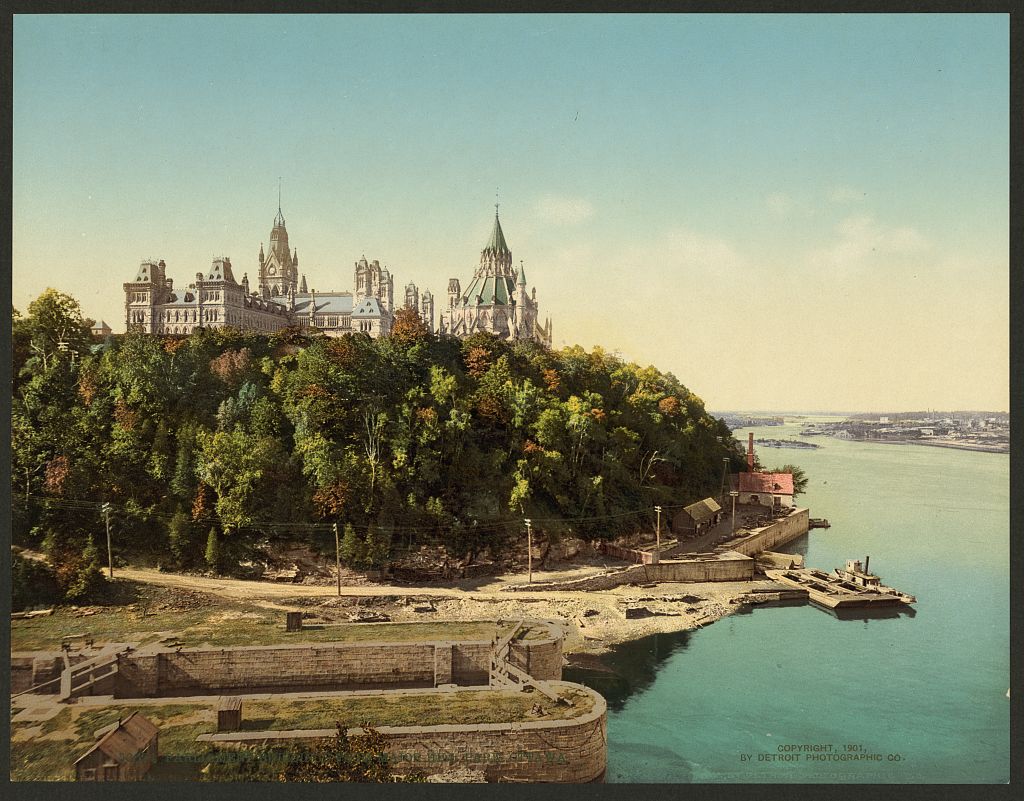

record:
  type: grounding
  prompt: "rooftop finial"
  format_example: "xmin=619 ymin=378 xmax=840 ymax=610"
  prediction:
xmin=278 ymin=176 xmax=282 ymax=215
xmin=495 ymin=187 xmax=500 ymax=217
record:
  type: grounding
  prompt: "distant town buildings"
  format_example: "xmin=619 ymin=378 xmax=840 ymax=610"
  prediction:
xmin=122 ymin=197 xmax=550 ymax=345
xmin=800 ymin=412 xmax=1009 ymax=453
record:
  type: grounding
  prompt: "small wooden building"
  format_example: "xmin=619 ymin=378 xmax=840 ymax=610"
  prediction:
xmin=74 ymin=711 xmax=159 ymax=781
xmin=672 ymin=497 xmax=723 ymax=537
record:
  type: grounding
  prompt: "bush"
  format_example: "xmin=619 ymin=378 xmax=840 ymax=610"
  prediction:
xmin=11 ymin=552 xmax=62 ymax=611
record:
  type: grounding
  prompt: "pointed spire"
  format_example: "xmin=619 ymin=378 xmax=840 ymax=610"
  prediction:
xmin=300 ymin=274 xmax=308 ymax=293
xmin=274 ymin=177 xmax=286 ymax=228
xmin=517 ymin=260 xmax=527 ymax=286
xmin=483 ymin=208 xmax=510 ymax=257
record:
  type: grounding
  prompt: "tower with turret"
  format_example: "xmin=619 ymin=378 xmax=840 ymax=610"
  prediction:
xmin=258 ymin=192 xmax=299 ymax=298
xmin=440 ymin=207 xmax=550 ymax=345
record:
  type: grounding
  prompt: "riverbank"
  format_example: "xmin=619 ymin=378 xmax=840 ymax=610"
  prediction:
xmin=10 ymin=568 xmax=771 ymax=658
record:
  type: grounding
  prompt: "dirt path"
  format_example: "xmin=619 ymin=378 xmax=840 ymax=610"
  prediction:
xmin=113 ymin=566 xmax=767 ymax=655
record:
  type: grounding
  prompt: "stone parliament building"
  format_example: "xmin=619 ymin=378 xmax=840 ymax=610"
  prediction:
xmin=123 ymin=202 xmax=551 ymax=346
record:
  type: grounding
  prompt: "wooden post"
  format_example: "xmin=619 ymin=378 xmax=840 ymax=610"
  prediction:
xmin=102 ymin=503 xmax=113 ymax=579
xmin=333 ymin=522 xmax=341 ymax=596
xmin=655 ymin=506 xmax=663 ymax=569
xmin=525 ymin=518 xmax=532 ymax=584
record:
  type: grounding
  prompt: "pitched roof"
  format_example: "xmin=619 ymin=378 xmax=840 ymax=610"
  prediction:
xmin=352 ymin=297 xmax=385 ymax=318
xmin=483 ymin=212 xmax=510 ymax=257
xmin=75 ymin=712 xmax=158 ymax=766
xmin=681 ymin=497 xmax=722 ymax=524
xmin=738 ymin=471 xmax=794 ymax=495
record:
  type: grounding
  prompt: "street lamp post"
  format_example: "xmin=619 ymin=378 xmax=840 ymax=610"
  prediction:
xmin=524 ymin=518 xmax=533 ymax=583
xmin=729 ymin=491 xmax=739 ymax=534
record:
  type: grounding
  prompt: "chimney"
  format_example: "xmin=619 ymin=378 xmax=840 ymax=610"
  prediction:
xmin=864 ymin=555 xmax=870 ymax=574
xmin=747 ymin=432 xmax=755 ymax=472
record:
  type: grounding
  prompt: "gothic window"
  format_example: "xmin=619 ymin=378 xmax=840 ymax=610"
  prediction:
xmin=175 ymin=311 xmax=180 ymax=322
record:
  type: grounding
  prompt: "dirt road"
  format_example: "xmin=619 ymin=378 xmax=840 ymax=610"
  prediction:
xmin=112 ymin=565 xmax=764 ymax=654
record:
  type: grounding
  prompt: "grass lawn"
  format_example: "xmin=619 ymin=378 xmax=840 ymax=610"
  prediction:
xmin=9 ymin=687 xmax=593 ymax=781
xmin=11 ymin=582 xmax=516 ymax=651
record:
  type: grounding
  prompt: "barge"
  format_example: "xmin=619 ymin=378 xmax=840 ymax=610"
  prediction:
xmin=766 ymin=556 xmax=915 ymax=610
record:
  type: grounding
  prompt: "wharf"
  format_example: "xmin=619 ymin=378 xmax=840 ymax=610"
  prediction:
xmin=765 ymin=567 xmax=915 ymax=610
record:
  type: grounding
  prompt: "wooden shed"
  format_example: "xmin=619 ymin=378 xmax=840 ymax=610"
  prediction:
xmin=74 ymin=711 xmax=158 ymax=781
xmin=672 ymin=497 xmax=723 ymax=537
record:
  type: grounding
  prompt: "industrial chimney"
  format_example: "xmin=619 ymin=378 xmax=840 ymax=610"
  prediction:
xmin=747 ymin=432 xmax=755 ymax=472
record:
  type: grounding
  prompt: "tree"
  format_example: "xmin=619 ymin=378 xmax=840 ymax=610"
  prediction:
xmin=388 ymin=306 xmax=430 ymax=345
xmin=15 ymin=289 xmax=93 ymax=375
xmin=771 ymin=464 xmax=809 ymax=496
xmin=339 ymin=523 xmax=367 ymax=569
xmin=205 ymin=527 xmax=221 ymax=573
xmin=168 ymin=510 xmax=199 ymax=566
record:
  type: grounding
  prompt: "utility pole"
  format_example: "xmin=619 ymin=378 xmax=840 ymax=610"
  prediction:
xmin=524 ymin=518 xmax=533 ymax=584
xmin=653 ymin=506 xmax=662 ymax=565
xmin=729 ymin=491 xmax=739 ymax=534
xmin=101 ymin=503 xmax=113 ymax=579
xmin=333 ymin=522 xmax=341 ymax=596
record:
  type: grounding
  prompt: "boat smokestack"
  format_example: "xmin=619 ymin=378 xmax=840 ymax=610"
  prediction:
xmin=864 ymin=555 xmax=870 ymax=574
xmin=747 ymin=432 xmax=754 ymax=472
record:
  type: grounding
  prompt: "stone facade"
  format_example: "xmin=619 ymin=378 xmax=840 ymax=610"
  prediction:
xmin=124 ymin=203 xmax=426 ymax=338
xmin=440 ymin=210 xmax=552 ymax=346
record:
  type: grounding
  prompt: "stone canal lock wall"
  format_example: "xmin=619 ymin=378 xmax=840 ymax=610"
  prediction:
xmin=46 ymin=625 xmax=564 ymax=699
xmin=199 ymin=681 xmax=607 ymax=783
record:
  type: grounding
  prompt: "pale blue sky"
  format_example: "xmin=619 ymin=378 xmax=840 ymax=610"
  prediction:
xmin=13 ymin=14 xmax=1009 ymax=411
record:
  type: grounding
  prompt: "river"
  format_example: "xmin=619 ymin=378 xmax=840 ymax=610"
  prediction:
xmin=565 ymin=416 xmax=1010 ymax=783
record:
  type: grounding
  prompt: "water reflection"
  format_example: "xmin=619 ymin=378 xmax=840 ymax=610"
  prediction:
xmin=820 ymin=604 xmax=917 ymax=621
xmin=564 ymin=629 xmax=693 ymax=710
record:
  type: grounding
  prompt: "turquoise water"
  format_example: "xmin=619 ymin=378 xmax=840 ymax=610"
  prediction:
xmin=568 ymin=418 xmax=1010 ymax=783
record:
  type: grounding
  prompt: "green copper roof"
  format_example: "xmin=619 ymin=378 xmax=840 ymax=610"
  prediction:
xmin=462 ymin=274 xmax=516 ymax=306
xmin=483 ymin=212 xmax=510 ymax=256
xmin=516 ymin=261 xmax=527 ymax=285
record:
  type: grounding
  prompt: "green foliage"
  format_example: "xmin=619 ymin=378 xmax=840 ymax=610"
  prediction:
xmin=204 ymin=528 xmax=221 ymax=573
xmin=11 ymin=552 xmax=62 ymax=610
xmin=168 ymin=510 xmax=201 ymax=567
xmin=201 ymin=727 xmax=419 ymax=782
xmin=11 ymin=289 xmax=754 ymax=570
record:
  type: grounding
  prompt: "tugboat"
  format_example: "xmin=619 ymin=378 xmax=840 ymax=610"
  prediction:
xmin=766 ymin=555 xmax=915 ymax=609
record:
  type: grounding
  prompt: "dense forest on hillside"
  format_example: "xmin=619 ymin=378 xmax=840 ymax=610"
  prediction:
xmin=11 ymin=289 xmax=746 ymax=601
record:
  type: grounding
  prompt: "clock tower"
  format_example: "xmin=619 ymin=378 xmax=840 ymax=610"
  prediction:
xmin=257 ymin=188 xmax=299 ymax=298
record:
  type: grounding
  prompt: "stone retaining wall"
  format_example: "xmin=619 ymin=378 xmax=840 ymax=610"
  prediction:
xmin=724 ymin=508 xmax=809 ymax=556
xmin=511 ymin=551 xmax=754 ymax=592
xmin=104 ymin=629 xmax=562 ymax=699
xmin=199 ymin=681 xmax=607 ymax=783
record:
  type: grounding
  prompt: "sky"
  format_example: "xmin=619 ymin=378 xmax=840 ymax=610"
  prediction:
xmin=12 ymin=14 xmax=1009 ymax=413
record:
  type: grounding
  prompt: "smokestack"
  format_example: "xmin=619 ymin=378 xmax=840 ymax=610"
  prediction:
xmin=864 ymin=555 xmax=870 ymax=574
xmin=747 ymin=432 xmax=755 ymax=472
